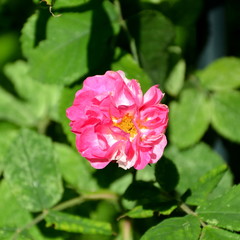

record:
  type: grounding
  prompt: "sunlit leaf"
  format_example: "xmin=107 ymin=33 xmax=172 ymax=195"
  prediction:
xmin=141 ymin=215 xmax=201 ymax=240
xmin=20 ymin=11 xmax=38 ymax=58
xmin=210 ymin=90 xmax=240 ymax=143
xmin=197 ymin=185 xmax=240 ymax=231
xmin=165 ymin=59 xmax=185 ymax=97
xmin=0 ymin=228 xmax=32 ymax=240
xmin=198 ymin=57 xmax=240 ymax=91
xmin=112 ymin=51 xmax=153 ymax=93
xmin=164 ymin=142 xmax=226 ymax=194
xmin=0 ymin=180 xmax=49 ymax=239
xmin=4 ymin=60 xmax=62 ymax=122
xmin=54 ymin=0 xmax=89 ymax=9
xmin=0 ymin=122 xmax=18 ymax=172
xmin=124 ymin=206 xmax=154 ymax=219
xmin=29 ymin=2 xmax=120 ymax=85
xmin=4 ymin=129 xmax=63 ymax=212
xmin=169 ymin=88 xmax=210 ymax=148
xmin=186 ymin=164 xmax=228 ymax=205
xmin=0 ymin=87 xmax=34 ymax=126
xmin=45 ymin=210 xmax=112 ymax=235
xmin=201 ymin=226 xmax=240 ymax=240
xmin=54 ymin=143 xmax=99 ymax=193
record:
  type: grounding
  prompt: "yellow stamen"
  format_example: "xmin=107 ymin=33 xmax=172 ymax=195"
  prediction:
xmin=113 ymin=114 xmax=137 ymax=138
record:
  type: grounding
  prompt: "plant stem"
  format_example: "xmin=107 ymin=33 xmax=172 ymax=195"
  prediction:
xmin=119 ymin=218 xmax=133 ymax=240
xmin=180 ymin=203 xmax=198 ymax=216
xmin=12 ymin=192 xmax=118 ymax=239
xmin=12 ymin=209 xmax=49 ymax=240
xmin=114 ymin=0 xmax=140 ymax=64
xmin=180 ymin=203 xmax=207 ymax=227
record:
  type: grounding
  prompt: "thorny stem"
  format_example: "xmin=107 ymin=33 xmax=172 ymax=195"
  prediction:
xmin=12 ymin=192 xmax=118 ymax=240
xmin=114 ymin=0 xmax=140 ymax=64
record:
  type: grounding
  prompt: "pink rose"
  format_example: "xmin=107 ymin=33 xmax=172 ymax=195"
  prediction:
xmin=66 ymin=71 xmax=168 ymax=170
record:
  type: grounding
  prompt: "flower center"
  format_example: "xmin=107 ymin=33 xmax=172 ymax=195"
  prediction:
xmin=113 ymin=114 xmax=137 ymax=137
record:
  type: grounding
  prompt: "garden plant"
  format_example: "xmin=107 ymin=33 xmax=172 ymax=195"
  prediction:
xmin=0 ymin=0 xmax=240 ymax=239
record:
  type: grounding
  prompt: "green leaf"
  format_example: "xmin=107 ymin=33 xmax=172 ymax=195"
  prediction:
xmin=41 ymin=0 xmax=53 ymax=6
xmin=20 ymin=12 xmax=38 ymax=59
xmin=29 ymin=2 xmax=119 ymax=85
xmin=91 ymin=200 xmax=118 ymax=223
xmin=169 ymin=88 xmax=210 ymax=148
xmin=45 ymin=210 xmax=112 ymax=235
xmin=210 ymin=90 xmax=240 ymax=143
xmin=201 ymin=226 xmax=240 ymax=240
xmin=0 ymin=87 xmax=34 ymax=126
xmin=0 ymin=228 xmax=32 ymax=240
xmin=124 ymin=181 xmax=160 ymax=203
xmin=209 ymin=169 xmax=233 ymax=200
xmin=123 ymin=180 xmax=176 ymax=213
xmin=198 ymin=57 xmax=240 ymax=91
xmin=197 ymin=185 xmax=240 ymax=231
xmin=0 ymin=122 xmax=18 ymax=172
xmin=165 ymin=59 xmax=185 ymax=97
xmin=124 ymin=205 xmax=154 ymax=219
xmin=54 ymin=143 xmax=99 ymax=192
xmin=164 ymin=142 xmax=226 ymax=194
xmin=111 ymin=51 xmax=153 ymax=93
xmin=186 ymin=164 xmax=228 ymax=206
xmin=109 ymin=173 xmax=132 ymax=195
xmin=0 ymin=32 xmax=20 ymax=68
xmin=4 ymin=60 xmax=62 ymax=122
xmin=128 ymin=10 xmax=175 ymax=85
xmin=141 ymin=215 xmax=201 ymax=240
xmin=155 ymin=157 xmax=179 ymax=192
xmin=29 ymin=12 xmax=90 ymax=85
xmin=54 ymin=0 xmax=88 ymax=9
xmin=0 ymin=180 xmax=49 ymax=240
xmin=136 ymin=164 xmax=156 ymax=182
xmin=58 ymin=85 xmax=81 ymax=146
xmin=0 ymin=180 xmax=32 ymax=227
xmin=4 ymin=128 xmax=63 ymax=212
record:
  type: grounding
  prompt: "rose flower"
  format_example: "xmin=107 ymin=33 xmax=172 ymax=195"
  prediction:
xmin=66 ymin=71 xmax=168 ymax=170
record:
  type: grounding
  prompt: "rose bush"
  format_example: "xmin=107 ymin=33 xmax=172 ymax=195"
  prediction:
xmin=66 ymin=70 xmax=168 ymax=170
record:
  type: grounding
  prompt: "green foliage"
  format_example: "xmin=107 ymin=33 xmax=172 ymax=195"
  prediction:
xmin=123 ymin=206 xmax=154 ymax=219
xmin=28 ymin=2 xmax=120 ymax=85
xmin=54 ymin=143 xmax=99 ymax=193
xmin=198 ymin=57 xmax=240 ymax=91
xmin=164 ymin=142 xmax=231 ymax=195
xmin=201 ymin=226 xmax=240 ymax=240
xmin=112 ymin=51 xmax=153 ymax=93
xmin=141 ymin=215 xmax=201 ymax=240
xmin=4 ymin=128 xmax=63 ymax=212
xmin=165 ymin=59 xmax=185 ymax=96
xmin=186 ymin=164 xmax=228 ymax=205
xmin=169 ymin=88 xmax=210 ymax=148
xmin=45 ymin=210 xmax=112 ymax=235
xmin=197 ymin=185 xmax=240 ymax=231
xmin=0 ymin=0 xmax=240 ymax=239
xmin=210 ymin=90 xmax=240 ymax=143
xmin=127 ymin=10 xmax=175 ymax=86
xmin=155 ymin=157 xmax=179 ymax=192
xmin=58 ymin=85 xmax=81 ymax=145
